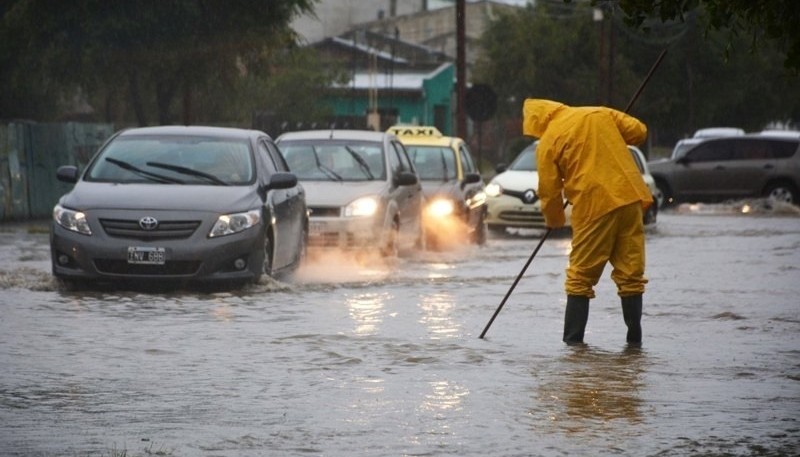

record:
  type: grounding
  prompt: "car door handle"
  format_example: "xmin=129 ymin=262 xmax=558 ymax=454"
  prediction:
xmin=714 ymin=165 xmax=725 ymax=170
xmin=763 ymin=164 xmax=774 ymax=169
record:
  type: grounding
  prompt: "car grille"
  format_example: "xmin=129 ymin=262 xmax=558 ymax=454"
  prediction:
xmin=94 ymin=259 xmax=201 ymax=276
xmin=499 ymin=210 xmax=544 ymax=224
xmin=308 ymin=206 xmax=341 ymax=217
xmin=100 ymin=219 xmax=201 ymax=240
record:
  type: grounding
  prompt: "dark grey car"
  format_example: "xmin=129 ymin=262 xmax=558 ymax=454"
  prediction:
xmin=649 ymin=134 xmax=800 ymax=207
xmin=50 ymin=126 xmax=308 ymax=287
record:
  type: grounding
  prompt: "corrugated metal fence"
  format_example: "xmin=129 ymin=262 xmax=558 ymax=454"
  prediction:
xmin=0 ymin=122 xmax=115 ymax=221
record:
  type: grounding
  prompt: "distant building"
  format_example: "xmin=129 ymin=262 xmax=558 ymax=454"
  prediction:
xmin=289 ymin=0 xmax=525 ymax=135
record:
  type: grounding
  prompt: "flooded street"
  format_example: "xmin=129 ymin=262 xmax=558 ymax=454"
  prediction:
xmin=1 ymin=204 xmax=799 ymax=456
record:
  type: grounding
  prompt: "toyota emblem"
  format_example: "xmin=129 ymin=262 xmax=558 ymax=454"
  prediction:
xmin=522 ymin=189 xmax=537 ymax=204
xmin=139 ymin=216 xmax=159 ymax=230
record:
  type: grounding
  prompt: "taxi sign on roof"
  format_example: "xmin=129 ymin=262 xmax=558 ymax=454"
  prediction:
xmin=387 ymin=126 xmax=443 ymax=138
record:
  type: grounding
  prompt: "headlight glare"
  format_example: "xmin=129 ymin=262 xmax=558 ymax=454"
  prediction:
xmin=209 ymin=209 xmax=261 ymax=238
xmin=53 ymin=204 xmax=92 ymax=235
xmin=485 ymin=182 xmax=502 ymax=197
xmin=427 ymin=199 xmax=455 ymax=218
xmin=344 ymin=196 xmax=379 ymax=217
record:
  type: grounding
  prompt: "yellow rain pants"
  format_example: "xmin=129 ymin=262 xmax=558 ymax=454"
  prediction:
xmin=566 ymin=202 xmax=647 ymax=298
xmin=522 ymin=98 xmax=653 ymax=298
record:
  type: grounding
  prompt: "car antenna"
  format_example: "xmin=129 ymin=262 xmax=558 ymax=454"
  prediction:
xmin=329 ymin=122 xmax=336 ymax=139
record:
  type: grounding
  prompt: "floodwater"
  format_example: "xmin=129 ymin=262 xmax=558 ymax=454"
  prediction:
xmin=1 ymin=201 xmax=799 ymax=457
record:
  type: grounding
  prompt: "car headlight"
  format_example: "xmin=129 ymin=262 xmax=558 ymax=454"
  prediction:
xmin=485 ymin=182 xmax=503 ymax=197
xmin=53 ymin=204 xmax=92 ymax=235
xmin=427 ymin=198 xmax=455 ymax=218
xmin=344 ymin=196 xmax=379 ymax=217
xmin=209 ymin=209 xmax=261 ymax=238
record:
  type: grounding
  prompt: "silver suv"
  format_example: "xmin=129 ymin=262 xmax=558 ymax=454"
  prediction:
xmin=649 ymin=134 xmax=800 ymax=207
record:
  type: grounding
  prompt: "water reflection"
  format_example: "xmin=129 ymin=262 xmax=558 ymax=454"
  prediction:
xmin=536 ymin=346 xmax=648 ymax=435
xmin=418 ymin=292 xmax=460 ymax=339
xmin=346 ymin=292 xmax=390 ymax=335
xmin=421 ymin=380 xmax=469 ymax=415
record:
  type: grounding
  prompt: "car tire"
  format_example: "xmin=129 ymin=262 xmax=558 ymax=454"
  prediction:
xmin=487 ymin=223 xmax=506 ymax=235
xmin=654 ymin=178 xmax=672 ymax=208
xmin=764 ymin=181 xmax=798 ymax=205
xmin=473 ymin=212 xmax=487 ymax=245
xmin=381 ymin=219 xmax=399 ymax=258
xmin=644 ymin=200 xmax=658 ymax=225
xmin=255 ymin=232 xmax=274 ymax=283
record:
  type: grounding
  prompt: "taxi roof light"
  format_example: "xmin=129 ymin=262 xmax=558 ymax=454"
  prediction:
xmin=387 ymin=125 xmax=443 ymax=138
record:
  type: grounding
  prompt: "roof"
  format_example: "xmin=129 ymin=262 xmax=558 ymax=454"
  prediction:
xmin=276 ymin=129 xmax=393 ymax=142
xmin=333 ymin=63 xmax=452 ymax=91
xmin=120 ymin=125 xmax=266 ymax=140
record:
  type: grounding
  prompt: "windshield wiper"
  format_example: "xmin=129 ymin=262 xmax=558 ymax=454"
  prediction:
xmin=146 ymin=161 xmax=229 ymax=186
xmin=310 ymin=147 xmax=343 ymax=181
xmin=345 ymin=146 xmax=375 ymax=180
xmin=104 ymin=157 xmax=184 ymax=184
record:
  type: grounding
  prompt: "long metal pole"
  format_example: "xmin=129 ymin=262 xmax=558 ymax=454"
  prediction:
xmin=478 ymin=48 xmax=668 ymax=340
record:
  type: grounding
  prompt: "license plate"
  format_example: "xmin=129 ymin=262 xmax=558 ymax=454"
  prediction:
xmin=127 ymin=246 xmax=166 ymax=265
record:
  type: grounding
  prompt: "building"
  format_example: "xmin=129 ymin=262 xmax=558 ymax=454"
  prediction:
xmin=290 ymin=1 xmax=525 ymax=136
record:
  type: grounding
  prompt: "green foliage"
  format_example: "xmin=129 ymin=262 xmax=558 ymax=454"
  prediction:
xmin=475 ymin=0 xmax=800 ymax=149
xmin=0 ymin=0 xmax=324 ymax=125
xmin=616 ymin=0 xmax=800 ymax=71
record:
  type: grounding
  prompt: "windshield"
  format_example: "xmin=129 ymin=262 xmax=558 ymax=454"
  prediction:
xmin=279 ymin=140 xmax=386 ymax=181
xmin=671 ymin=141 xmax=700 ymax=160
xmin=509 ymin=142 xmax=538 ymax=171
xmin=406 ymin=145 xmax=457 ymax=181
xmin=85 ymin=135 xmax=254 ymax=185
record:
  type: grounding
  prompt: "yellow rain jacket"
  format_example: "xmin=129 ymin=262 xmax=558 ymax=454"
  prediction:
xmin=522 ymin=99 xmax=653 ymax=229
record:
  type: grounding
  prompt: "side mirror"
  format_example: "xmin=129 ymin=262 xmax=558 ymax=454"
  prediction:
xmin=395 ymin=171 xmax=418 ymax=186
xmin=56 ymin=165 xmax=79 ymax=184
xmin=462 ymin=172 xmax=481 ymax=185
xmin=676 ymin=156 xmax=690 ymax=166
xmin=266 ymin=172 xmax=298 ymax=190
xmin=495 ymin=164 xmax=508 ymax=173
xmin=461 ymin=172 xmax=481 ymax=189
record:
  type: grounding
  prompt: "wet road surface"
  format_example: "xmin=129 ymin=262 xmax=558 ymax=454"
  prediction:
xmin=1 ymin=202 xmax=799 ymax=456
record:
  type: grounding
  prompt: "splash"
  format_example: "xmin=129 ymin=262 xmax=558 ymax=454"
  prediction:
xmin=676 ymin=198 xmax=800 ymax=216
xmin=293 ymin=248 xmax=393 ymax=284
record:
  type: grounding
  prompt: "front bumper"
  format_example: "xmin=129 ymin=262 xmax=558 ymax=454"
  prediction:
xmin=307 ymin=216 xmax=383 ymax=250
xmin=50 ymin=216 xmax=265 ymax=283
xmin=485 ymin=194 xmax=548 ymax=229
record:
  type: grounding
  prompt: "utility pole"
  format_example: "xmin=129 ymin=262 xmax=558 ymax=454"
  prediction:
xmin=456 ymin=0 xmax=466 ymax=138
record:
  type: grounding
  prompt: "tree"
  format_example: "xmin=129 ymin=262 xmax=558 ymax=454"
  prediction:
xmin=474 ymin=0 xmax=800 ymax=159
xmin=614 ymin=0 xmax=800 ymax=72
xmin=0 ymin=0 xmax=319 ymax=125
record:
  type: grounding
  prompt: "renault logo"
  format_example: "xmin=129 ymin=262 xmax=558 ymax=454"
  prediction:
xmin=522 ymin=189 xmax=537 ymax=204
xmin=139 ymin=216 xmax=159 ymax=230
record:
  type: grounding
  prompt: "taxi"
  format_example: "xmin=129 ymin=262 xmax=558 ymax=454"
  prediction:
xmin=388 ymin=125 xmax=487 ymax=249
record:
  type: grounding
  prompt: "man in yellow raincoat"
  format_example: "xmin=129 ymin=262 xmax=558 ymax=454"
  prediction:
xmin=522 ymin=99 xmax=653 ymax=345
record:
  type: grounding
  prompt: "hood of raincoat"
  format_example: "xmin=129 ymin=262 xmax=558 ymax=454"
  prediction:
xmin=522 ymin=99 xmax=567 ymax=138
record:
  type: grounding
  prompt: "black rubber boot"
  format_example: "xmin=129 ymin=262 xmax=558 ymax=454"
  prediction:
xmin=563 ymin=295 xmax=590 ymax=344
xmin=621 ymin=294 xmax=643 ymax=344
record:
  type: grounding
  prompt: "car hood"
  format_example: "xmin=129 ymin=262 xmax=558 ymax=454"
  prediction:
xmin=60 ymin=182 xmax=260 ymax=212
xmin=420 ymin=180 xmax=460 ymax=199
xmin=301 ymin=180 xmax=389 ymax=207
xmin=490 ymin=170 xmax=539 ymax=192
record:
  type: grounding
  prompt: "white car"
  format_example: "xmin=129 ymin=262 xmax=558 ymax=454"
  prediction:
xmin=485 ymin=142 xmax=657 ymax=233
